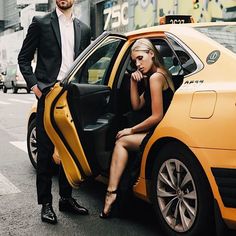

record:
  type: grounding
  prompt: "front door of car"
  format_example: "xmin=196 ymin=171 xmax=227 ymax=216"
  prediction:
xmin=44 ymin=34 xmax=127 ymax=188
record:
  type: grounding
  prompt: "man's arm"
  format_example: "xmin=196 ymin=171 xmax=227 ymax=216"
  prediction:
xmin=18 ymin=16 xmax=41 ymax=89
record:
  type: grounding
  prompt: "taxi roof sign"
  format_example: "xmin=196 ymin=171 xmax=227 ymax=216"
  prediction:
xmin=159 ymin=15 xmax=194 ymax=25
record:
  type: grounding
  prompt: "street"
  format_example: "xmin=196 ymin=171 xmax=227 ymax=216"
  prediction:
xmin=0 ymin=89 xmax=164 ymax=236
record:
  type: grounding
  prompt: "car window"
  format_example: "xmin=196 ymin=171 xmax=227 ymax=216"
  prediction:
xmin=167 ymin=37 xmax=197 ymax=75
xmin=126 ymin=38 xmax=185 ymax=76
xmin=115 ymin=38 xmax=183 ymax=115
xmin=117 ymin=38 xmax=195 ymax=94
xmin=125 ymin=39 xmax=179 ymax=76
xmin=152 ymin=39 xmax=181 ymax=75
xmin=72 ymin=37 xmax=125 ymax=85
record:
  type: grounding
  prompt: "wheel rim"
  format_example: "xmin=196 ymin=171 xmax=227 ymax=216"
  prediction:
xmin=157 ymin=159 xmax=197 ymax=233
xmin=29 ymin=126 xmax=37 ymax=165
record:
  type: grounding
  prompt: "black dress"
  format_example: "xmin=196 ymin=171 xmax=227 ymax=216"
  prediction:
xmin=140 ymin=72 xmax=174 ymax=151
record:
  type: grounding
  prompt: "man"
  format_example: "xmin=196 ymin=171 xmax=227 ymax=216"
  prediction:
xmin=18 ymin=0 xmax=91 ymax=224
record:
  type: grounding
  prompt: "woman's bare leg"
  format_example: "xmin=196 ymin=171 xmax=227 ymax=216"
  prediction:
xmin=102 ymin=133 xmax=146 ymax=215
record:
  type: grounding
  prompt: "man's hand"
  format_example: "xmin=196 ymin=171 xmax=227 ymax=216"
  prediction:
xmin=32 ymin=85 xmax=42 ymax=99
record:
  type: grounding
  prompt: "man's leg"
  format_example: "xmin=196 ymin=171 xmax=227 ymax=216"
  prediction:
xmin=58 ymin=158 xmax=88 ymax=215
xmin=36 ymin=94 xmax=54 ymax=204
xmin=36 ymin=94 xmax=57 ymax=224
xmin=59 ymin=164 xmax=72 ymax=198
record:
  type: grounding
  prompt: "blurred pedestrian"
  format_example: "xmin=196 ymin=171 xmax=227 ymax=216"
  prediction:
xmin=18 ymin=0 xmax=91 ymax=224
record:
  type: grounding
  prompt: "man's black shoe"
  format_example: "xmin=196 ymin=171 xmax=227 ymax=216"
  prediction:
xmin=59 ymin=197 xmax=89 ymax=215
xmin=41 ymin=203 xmax=57 ymax=224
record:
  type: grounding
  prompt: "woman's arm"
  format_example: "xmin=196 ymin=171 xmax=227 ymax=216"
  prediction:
xmin=130 ymin=70 xmax=145 ymax=110
xmin=116 ymin=73 xmax=165 ymax=139
xmin=131 ymin=73 xmax=164 ymax=133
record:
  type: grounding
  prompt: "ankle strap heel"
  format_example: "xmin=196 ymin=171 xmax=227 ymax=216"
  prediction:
xmin=106 ymin=189 xmax=117 ymax=196
xmin=100 ymin=189 xmax=118 ymax=219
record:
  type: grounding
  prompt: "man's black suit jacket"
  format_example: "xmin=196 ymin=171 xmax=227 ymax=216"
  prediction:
xmin=18 ymin=10 xmax=91 ymax=90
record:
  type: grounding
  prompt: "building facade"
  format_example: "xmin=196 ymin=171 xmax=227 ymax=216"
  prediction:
xmin=0 ymin=0 xmax=20 ymax=33
xmin=90 ymin=0 xmax=236 ymax=38
xmin=0 ymin=0 xmax=50 ymax=71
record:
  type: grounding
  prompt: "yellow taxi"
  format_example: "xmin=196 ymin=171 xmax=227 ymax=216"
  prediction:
xmin=27 ymin=17 xmax=236 ymax=236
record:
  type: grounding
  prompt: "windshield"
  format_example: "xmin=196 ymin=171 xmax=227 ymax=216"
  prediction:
xmin=195 ymin=25 xmax=236 ymax=54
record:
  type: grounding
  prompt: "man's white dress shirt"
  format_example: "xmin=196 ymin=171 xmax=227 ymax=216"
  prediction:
xmin=56 ymin=7 xmax=75 ymax=81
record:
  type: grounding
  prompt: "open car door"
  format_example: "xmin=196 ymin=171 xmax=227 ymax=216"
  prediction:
xmin=44 ymin=33 xmax=127 ymax=188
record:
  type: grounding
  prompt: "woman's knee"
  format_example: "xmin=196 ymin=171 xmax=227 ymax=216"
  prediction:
xmin=115 ymin=136 xmax=132 ymax=149
xmin=115 ymin=138 xmax=125 ymax=148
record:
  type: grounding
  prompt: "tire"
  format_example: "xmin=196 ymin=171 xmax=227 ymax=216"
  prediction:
xmin=27 ymin=117 xmax=59 ymax=174
xmin=27 ymin=118 xmax=37 ymax=169
xmin=13 ymin=86 xmax=18 ymax=94
xmin=3 ymin=85 xmax=7 ymax=93
xmin=151 ymin=141 xmax=214 ymax=236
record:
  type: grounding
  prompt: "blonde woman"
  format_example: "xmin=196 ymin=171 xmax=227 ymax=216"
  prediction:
xmin=100 ymin=38 xmax=175 ymax=218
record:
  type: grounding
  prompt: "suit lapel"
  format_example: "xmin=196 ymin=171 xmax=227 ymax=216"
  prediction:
xmin=73 ymin=18 xmax=81 ymax=59
xmin=51 ymin=10 xmax=61 ymax=49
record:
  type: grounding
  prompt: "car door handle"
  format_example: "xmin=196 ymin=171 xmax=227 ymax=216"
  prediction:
xmin=56 ymin=105 xmax=66 ymax=109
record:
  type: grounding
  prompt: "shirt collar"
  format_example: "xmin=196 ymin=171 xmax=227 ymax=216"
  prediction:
xmin=56 ymin=7 xmax=75 ymax=21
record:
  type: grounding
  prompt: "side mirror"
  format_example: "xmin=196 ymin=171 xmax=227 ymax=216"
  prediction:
xmin=1 ymin=71 xmax=6 ymax=76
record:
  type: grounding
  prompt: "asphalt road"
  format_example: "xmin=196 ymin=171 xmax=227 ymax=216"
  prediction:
xmin=0 ymin=89 xmax=164 ymax=236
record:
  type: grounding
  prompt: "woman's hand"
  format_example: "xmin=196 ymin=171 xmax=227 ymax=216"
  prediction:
xmin=131 ymin=70 xmax=143 ymax=82
xmin=116 ymin=128 xmax=133 ymax=139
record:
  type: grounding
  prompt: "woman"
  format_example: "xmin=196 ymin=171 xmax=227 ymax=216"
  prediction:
xmin=100 ymin=38 xmax=175 ymax=218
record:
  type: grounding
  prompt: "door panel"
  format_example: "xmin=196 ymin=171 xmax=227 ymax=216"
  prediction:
xmin=67 ymin=83 xmax=114 ymax=174
xmin=44 ymin=83 xmax=92 ymax=188
xmin=67 ymin=83 xmax=111 ymax=130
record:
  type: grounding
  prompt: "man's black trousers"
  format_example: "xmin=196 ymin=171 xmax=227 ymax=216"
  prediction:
xmin=36 ymin=90 xmax=72 ymax=204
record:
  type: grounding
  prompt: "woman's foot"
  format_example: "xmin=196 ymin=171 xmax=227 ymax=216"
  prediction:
xmin=99 ymin=189 xmax=117 ymax=219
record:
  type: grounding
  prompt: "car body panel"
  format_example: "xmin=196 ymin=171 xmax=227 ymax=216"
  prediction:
xmin=44 ymin=83 xmax=92 ymax=188
xmin=190 ymin=147 xmax=236 ymax=228
xmin=0 ymin=73 xmax=4 ymax=89
xmin=3 ymin=64 xmax=17 ymax=89
xmin=3 ymin=64 xmax=31 ymax=93
xmin=14 ymin=65 xmax=28 ymax=89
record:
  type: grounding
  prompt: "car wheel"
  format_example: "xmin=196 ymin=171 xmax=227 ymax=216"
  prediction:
xmin=13 ymin=86 xmax=18 ymax=94
xmin=151 ymin=141 xmax=214 ymax=236
xmin=27 ymin=117 xmax=59 ymax=174
xmin=3 ymin=85 xmax=7 ymax=93
xmin=27 ymin=118 xmax=37 ymax=169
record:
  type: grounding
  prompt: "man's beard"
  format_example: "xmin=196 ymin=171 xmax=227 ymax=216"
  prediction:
xmin=56 ymin=1 xmax=73 ymax=10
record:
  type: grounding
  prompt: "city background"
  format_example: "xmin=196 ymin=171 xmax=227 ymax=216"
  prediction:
xmin=0 ymin=0 xmax=236 ymax=73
